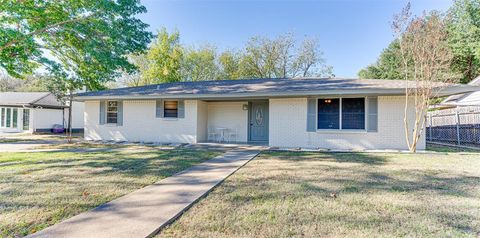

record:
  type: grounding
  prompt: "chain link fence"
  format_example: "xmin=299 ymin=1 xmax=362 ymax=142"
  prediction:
xmin=426 ymin=106 xmax=480 ymax=147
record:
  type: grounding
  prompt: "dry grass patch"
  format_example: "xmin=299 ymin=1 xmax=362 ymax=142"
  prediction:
xmin=159 ymin=151 xmax=480 ymax=238
xmin=0 ymin=146 xmax=220 ymax=237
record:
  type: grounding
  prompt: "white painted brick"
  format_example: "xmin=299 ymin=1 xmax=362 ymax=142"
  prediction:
xmin=85 ymin=100 xmax=198 ymax=143
xmin=269 ymin=96 xmax=426 ymax=150
xmin=84 ymin=97 xmax=425 ymax=150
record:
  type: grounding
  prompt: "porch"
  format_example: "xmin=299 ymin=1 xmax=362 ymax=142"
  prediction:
xmin=196 ymin=100 xmax=269 ymax=144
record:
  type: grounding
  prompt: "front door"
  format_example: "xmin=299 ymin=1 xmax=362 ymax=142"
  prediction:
xmin=249 ymin=101 xmax=268 ymax=142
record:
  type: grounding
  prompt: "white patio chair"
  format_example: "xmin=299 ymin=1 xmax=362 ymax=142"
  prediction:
xmin=226 ymin=128 xmax=238 ymax=143
xmin=207 ymin=127 xmax=219 ymax=142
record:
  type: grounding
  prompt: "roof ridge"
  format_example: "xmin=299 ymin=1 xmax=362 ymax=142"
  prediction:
xmin=468 ymin=75 xmax=480 ymax=86
xmin=30 ymin=92 xmax=52 ymax=105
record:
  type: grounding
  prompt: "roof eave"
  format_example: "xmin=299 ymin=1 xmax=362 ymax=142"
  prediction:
xmin=74 ymin=85 xmax=480 ymax=101
xmin=73 ymin=88 xmax=403 ymax=101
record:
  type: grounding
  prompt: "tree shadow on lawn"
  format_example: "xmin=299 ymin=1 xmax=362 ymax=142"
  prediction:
xmin=6 ymin=148 xmax=219 ymax=177
xmin=262 ymin=151 xmax=478 ymax=198
xmin=266 ymin=151 xmax=388 ymax=165
xmin=213 ymin=151 xmax=480 ymax=236
xmin=0 ymin=148 xmax=221 ymax=237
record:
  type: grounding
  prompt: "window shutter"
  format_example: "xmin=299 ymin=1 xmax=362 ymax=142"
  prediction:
xmin=366 ymin=96 xmax=378 ymax=132
xmin=306 ymin=98 xmax=317 ymax=132
xmin=156 ymin=100 xmax=164 ymax=118
xmin=117 ymin=101 xmax=123 ymax=126
xmin=99 ymin=101 xmax=106 ymax=125
xmin=178 ymin=100 xmax=185 ymax=118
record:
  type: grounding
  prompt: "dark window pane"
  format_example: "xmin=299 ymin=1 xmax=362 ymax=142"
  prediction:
xmin=6 ymin=108 xmax=11 ymax=127
xmin=23 ymin=109 xmax=30 ymax=130
xmin=106 ymin=101 xmax=118 ymax=123
xmin=164 ymin=101 xmax=178 ymax=118
xmin=342 ymin=98 xmax=365 ymax=129
xmin=107 ymin=116 xmax=117 ymax=124
xmin=164 ymin=110 xmax=178 ymax=118
xmin=12 ymin=109 xmax=18 ymax=128
xmin=318 ymin=98 xmax=340 ymax=129
xmin=1 ymin=108 xmax=5 ymax=127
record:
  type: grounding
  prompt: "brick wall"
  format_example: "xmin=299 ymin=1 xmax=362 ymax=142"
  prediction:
xmin=85 ymin=100 xmax=198 ymax=143
xmin=269 ymin=96 xmax=426 ymax=150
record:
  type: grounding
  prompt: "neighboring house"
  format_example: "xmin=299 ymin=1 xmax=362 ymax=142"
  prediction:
xmin=75 ymin=78 xmax=477 ymax=150
xmin=426 ymin=76 xmax=480 ymax=146
xmin=0 ymin=92 xmax=84 ymax=133
xmin=437 ymin=76 xmax=480 ymax=108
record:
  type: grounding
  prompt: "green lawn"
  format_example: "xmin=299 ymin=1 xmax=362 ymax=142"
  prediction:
xmin=427 ymin=143 xmax=480 ymax=153
xmin=159 ymin=151 xmax=480 ymax=238
xmin=0 ymin=146 xmax=220 ymax=237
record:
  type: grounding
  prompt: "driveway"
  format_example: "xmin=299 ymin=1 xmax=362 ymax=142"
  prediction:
xmin=0 ymin=139 xmax=56 ymax=152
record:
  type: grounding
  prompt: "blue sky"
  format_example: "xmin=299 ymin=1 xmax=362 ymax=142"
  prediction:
xmin=138 ymin=0 xmax=452 ymax=78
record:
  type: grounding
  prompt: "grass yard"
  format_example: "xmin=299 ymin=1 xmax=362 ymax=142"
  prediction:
xmin=159 ymin=151 xmax=480 ymax=238
xmin=0 ymin=146 xmax=220 ymax=237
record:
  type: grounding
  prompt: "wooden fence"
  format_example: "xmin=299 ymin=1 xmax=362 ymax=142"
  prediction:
xmin=426 ymin=106 xmax=480 ymax=147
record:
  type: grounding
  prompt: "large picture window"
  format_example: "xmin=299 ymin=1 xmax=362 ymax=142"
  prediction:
xmin=317 ymin=98 xmax=340 ymax=129
xmin=107 ymin=101 xmax=118 ymax=124
xmin=317 ymin=98 xmax=365 ymax=130
xmin=164 ymin=101 xmax=178 ymax=118
xmin=342 ymin=98 xmax=365 ymax=129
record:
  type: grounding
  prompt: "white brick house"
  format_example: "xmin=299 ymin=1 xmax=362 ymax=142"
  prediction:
xmin=75 ymin=78 xmax=478 ymax=150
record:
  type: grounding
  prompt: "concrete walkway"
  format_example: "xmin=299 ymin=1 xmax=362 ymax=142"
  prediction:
xmin=27 ymin=149 xmax=260 ymax=238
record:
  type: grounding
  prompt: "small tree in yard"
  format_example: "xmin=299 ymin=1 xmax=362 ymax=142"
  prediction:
xmin=393 ymin=4 xmax=458 ymax=152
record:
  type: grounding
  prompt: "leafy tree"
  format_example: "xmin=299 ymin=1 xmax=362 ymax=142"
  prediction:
xmin=241 ymin=33 xmax=333 ymax=78
xmin=144 ymin=28 xmax=183 ymax=83
xmin=117 ymin=53 xmax=152 ymax=87
xmin=118 ymin=31 xmax=334 ymax=86
xmin=393 ymin=5 xmax=457 ymax=152
xmin=217 ymin=50 xmax=242 ymax=79
xmin=360 ymin=0 xmax=480 ymax=83
xmin=242 ymin=35 xmax=280 ymax=78
xmin=0 ymin=71 xmax=21 ymax=91
xmin=0 ymin=0 xmax=152 ymax=138
xmin=291 ymin=37 xmax=334 ymax=77
xmin=447 ymin=0 xmax=480 ymax=83
xmin=181 ymin=45 xmax=219 ymax=81
xmin=358 ymin=41 xmax=403 ymax=79
xmin=15 ymin=75 xmax=49 ymax=92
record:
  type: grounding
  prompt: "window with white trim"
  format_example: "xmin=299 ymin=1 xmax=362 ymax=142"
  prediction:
xmin=317 ymin=98 xmax=365 ymax=130
xmin=107 ymin=101 xmax=118 ymax=124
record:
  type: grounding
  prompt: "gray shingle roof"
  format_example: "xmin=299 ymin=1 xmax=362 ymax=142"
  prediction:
xmin=75 ymin=78 xmax=479 ymax=100
xmin=439 ymin=75 xmax=480 ymax=106
xmin=0 ymin=92 xmax=66 ymax=108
